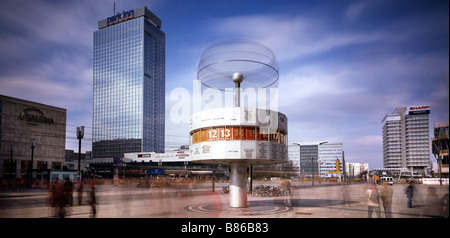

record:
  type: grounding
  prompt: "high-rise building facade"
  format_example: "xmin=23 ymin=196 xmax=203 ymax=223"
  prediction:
xmin=289 ymin=141 xmax=343 ymax=177
xmin=318 ymin=143 xmax=343 ymax=177
xmin=93 ymin=7 xmax=165 ymax=158
xmin=299 ymin=144 xmax=320 ymax=175
xmin=382 ymin=105 xmax=431 ymax=175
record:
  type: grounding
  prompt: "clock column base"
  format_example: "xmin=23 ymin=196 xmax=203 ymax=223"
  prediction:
xmin=229 ymin=162 xmax=248 ymax=208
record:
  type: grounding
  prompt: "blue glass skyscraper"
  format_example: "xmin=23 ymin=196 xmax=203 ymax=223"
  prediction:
xmin=93 ymin=7 xmax=165 ymax=158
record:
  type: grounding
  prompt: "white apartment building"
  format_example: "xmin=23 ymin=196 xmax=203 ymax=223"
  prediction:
xmin=382 ymin=105 xmax=431 ymax=176
xmin=345 ymin=162 xmax=369 ymax=178
xmin=318 ymin=143 xmax=343 ymax=178
xmin=287 ymin=145 xmax=300 ymax=171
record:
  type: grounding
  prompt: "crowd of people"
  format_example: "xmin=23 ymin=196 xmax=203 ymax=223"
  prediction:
xmin=1 ymin=176 xmax=448 ymax=218
xmin=48 ymin=177 xmax=97 ymax=218
xmin=363 ymin=180 xmax=448 ymax=218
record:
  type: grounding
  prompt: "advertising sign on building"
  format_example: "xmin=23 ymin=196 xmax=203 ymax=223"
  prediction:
xmin=113 ymin=157 xmax=123 ymax=170
xmin=20 ymin=107 xmax=55 ymax=125
xmin=107 ymin=10 xmax=135 ymax=26
xmin=407 ymin=105 xmax=430 ymax=115
xmin=148 ymin=169 xmax=164 ymax=175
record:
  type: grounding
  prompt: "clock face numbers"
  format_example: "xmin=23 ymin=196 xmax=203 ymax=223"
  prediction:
xmin=191 ymin=127 xmax=286 ymax=145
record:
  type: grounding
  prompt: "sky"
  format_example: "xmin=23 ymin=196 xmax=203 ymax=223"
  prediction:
xmin=0 ymin=0 xmax=448 ymax=169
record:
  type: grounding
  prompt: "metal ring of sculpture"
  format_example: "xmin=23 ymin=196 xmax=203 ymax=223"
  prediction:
xmin=197 ymin=39 xmax=279 ymax=91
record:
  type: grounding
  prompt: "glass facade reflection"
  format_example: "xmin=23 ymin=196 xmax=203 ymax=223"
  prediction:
xmin=300 ymin=145 xmax=319 ymax=174
xmin=93 ymin=7 xmax=165 ymax=158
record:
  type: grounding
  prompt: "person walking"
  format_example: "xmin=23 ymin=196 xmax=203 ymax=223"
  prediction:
xmin=380 ymin=181 xmax=393 ymax=218
xmin=341 ymin=182 xmax=352 ymax=206
xmin=366 ymin=182 xmax=381 ymax=218
xmin=77 ymin=181 xmax=84 ymax=205
xmin=406 ymin=181 xmax=414 ymax=208
xmin=49 ymin=178 xmax=60 ymax=207
xmin=63 ymin=177 xmax=73 ymax=206
xmin=89 ymin=184 xmax=97 ymax=218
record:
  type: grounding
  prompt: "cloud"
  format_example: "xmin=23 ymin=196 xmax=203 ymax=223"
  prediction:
xmin=203 ymin=7 xmax=448 ymax=168
xmin=0 ymin=49 xmax=93 ymax=110
xmin=0 ymin=0 xmax=447 ymax=164
xmin=0 ymin=0 xmax=100 ymax=151
xmin=0 ymin=1 xmax=95 ymax=101
xmin=0 ymin=1 xmax=96 ymax=55
xmin=208 ymin=14 xmax=383 ymax=62
xmin=344 ymin=0 xmax=374 ymax=21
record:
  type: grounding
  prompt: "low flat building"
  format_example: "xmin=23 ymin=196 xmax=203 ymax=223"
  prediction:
xmin=88 ymin=146 xmax=227 ymax=178
xmin=0 ymin=95 xmax=66 ymax=180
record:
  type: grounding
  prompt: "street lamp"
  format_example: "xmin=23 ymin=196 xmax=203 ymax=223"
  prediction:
xmin=30 ymin=139 xmax=36 ymax=186
xmin=77 ymin=126 xmax=84 ymax=180
xmin=9 ymin=145 xmax=14 ymax=180
xmin=311 ymin=157 xmax=314 ymax=186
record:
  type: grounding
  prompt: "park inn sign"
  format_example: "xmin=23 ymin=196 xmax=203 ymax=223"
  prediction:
xmin=107 ymin=10 xmax=135 ymax=26
xmin=19 ymin=107 xmax=54 ymax=125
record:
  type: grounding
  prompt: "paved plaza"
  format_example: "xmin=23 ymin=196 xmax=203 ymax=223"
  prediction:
xmin=0 ymin=181 xmax=448 ymax=218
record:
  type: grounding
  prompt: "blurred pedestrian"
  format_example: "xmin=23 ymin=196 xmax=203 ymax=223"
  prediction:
xmin=49 ymin=178 xmax=66 ymax=218
xmin=441 ymin=192 xmax=449 ymax=218
xmin=18 ymin=178 xmax=25 ymax=192
xmin=341 ymin=182 xmax=351 ymax=206
xmin=49 ymin=178 xmax=60 ymax=207
xmin=77 ymin=181 xmax=84 ymax=205
xmin=380 ymin=181 xmax=393 ymax=218
xmin=405 ymin=181 xmax=414 ymax=208
xmin=63 ymin=177 xmax=73 ymax=206
xmin=281 ymin=179 xmax=292 ymax=206
xmin=366 ymin=182 xmax=381 ymax=218
xmin=287 ymin=180 xmax=292 ymax=195
xmin=89 ymin=184 xmax=97 ymax=218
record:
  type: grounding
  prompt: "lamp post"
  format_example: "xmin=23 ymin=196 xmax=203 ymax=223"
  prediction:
xmin=30 ymin=139 xmax=36 ymax=186
xmin=9 ymin=145 xmax=14 ymax=180
xmin=311 ymin=157 xmax=314 ymax=186
xmin=77 ymin=126 xmax=84 ymax=181
xmin=342 ymin=151 xmax=346 ymax=182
